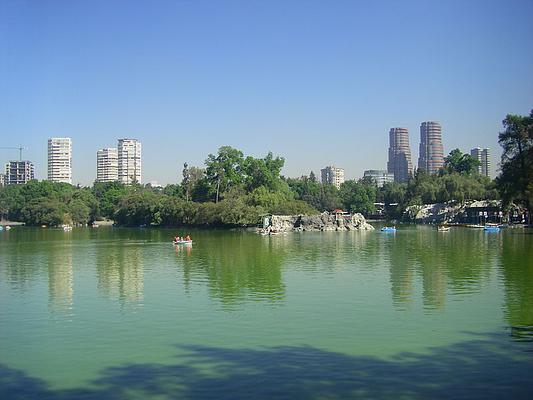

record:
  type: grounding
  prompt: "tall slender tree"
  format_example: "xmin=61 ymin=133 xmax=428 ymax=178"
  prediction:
xmin=497 ymin=111 xmax=533 ymax=222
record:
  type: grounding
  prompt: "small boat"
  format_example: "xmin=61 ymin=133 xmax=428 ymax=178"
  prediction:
xmin=437 ymin=226 xmax=450 ymax=232
xmin=63 ymin=225 xmax=73 ymax=232
xmin=0 ymin=226 xmax=3 ymax=231
xmin=483 ymin=226 xmax=500 ymax=232
xmin=381 ymin=227 xmax=397 ymax=232
xmin=173 ymin=240 xmax=193 ymax=245
xmin=5 ymin=226 xmax=11 ymax=231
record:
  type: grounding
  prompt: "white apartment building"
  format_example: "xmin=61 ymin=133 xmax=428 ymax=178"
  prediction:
xmin=118 ymin=138 xmax=141 ymax=184
xmin=48 ymin=137 xmax=72 ymax=184
xmin=321 ymin=166 xmax=345 ymax=189
xmin=96 ymin=148 xmax=118 ymax=182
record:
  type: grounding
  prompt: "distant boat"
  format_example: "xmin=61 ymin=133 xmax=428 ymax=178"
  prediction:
xmin=0 ymin=226 xmax=3 ymax=231
xmin=5 ymin=226 xmax=11 ymax=231
xmin=466 ymin=224 xmax=485 ymax=229
xmin=381 ymin=227 xmax=397 ymax=232
xmin=437 ymin=226 xmax=450 ymax=232
xmin=483 ymin=226 xmax=501 ymax=232
xmin=62 ymin=225 xmax=72 ymax=232
xmin=173 ymin=240 xmax=193 ymax=245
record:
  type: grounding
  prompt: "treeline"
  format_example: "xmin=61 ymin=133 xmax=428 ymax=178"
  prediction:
xmin=0 ymin=147 xmax=316 ymax=227
xmin=288 ymin=148 xmax=498 ymax=219
xmin=0 ymin=145 xmax=500 ymax=227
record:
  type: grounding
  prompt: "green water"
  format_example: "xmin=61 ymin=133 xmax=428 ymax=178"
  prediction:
xmin=1 ymin=226 xmax=532 ymax=399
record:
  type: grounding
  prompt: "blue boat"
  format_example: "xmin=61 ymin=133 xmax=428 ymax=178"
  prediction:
xmin=483 ymin=226 xmax=500 ymax=232
xmin=381 ymin=227 xmax=397 ymax=232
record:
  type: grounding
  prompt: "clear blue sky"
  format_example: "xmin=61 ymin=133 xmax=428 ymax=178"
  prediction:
xmin=1 ymin=0 xmax=532 ymax=185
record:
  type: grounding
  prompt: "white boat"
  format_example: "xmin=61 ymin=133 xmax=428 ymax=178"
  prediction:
xmin=381 ymin=226 xmax=397 ymax=232
xmin=437 ymin=226 xmax=450 ymax=232
xmin=173 ymin=240 xmax=193 ymax=245
xmin=62 ymin=225 xmax=73 ymax=231
xmin=5 ymin=226 xmax=11 ymax=231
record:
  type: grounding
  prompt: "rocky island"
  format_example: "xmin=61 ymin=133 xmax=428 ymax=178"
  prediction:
xmin=263 ymin=212 xmax=374 ymax=233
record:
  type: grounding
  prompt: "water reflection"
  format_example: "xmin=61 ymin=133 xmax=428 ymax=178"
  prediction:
xmin=47 ymin=241 xmax=74 ymax=314
xmin=180 ymin=232 xmax=286 ymax=306
xmin=499 ymin=231 xmax=533 ymax=335
xmin=96 ymin=242 xmax=144 ymax=309
xmin=384 ymin=227 xmax=501 ymax=311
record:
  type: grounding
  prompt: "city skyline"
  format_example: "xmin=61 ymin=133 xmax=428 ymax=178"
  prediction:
xmin=0 ymin=128 xmax=505 ymax=186
xmin=1 ymin=1 xmax=532 ymax=185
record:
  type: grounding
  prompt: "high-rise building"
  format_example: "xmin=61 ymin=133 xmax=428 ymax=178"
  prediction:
xmin=470 ymin=147 xmax=490 ymax=178
xmin=363 ymin=170 xmax=394 ymax=188
xmin=48 ymin=137 xmax=72 ymax=184
xmin=321 ymin=166 xmax=344 ymax=189
xmin=118 ymin=138 xmax=141 ymax=184
xmin=387 ymin=127 xmax=413 ymax=182
xmin=0 ymin=173 xmax=4 ymax=186
xmin=4 ymin=160 xmax=34 ymax=185
xmin=96 ymin=148 xmax=118 ymax=182
xmin=418 ymin=121 xmax=444 ymax=174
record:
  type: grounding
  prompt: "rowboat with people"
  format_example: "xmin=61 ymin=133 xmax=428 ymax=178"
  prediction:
xmin=172 ymin=234 xmax=193 ymax=245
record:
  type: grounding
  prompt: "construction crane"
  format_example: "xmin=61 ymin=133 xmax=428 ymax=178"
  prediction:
xmin=0 ymin=146 xmax=27 ymax=161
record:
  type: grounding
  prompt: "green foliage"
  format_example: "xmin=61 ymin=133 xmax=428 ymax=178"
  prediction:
xmin=497 ymin=111 xmax=533 ymax=217
xmin=0 ymin=180 xmax=98 ymax=226
xmin=20 ymin=198 xmax=66 ymax=226
xmin=242 ymin=152 xmax=286 ymax=192
xmin=92 ymin=181 xmax=128 ymax=219
xmin=339 ymin=180 xmax=376 ymax=215
xmin=114 ymin=191 xmax=162 ymax=226
xmin=205 ymin=146 xmax=245 ymax=202
xmin=443 ymin=148 xmax=480 ymax=175
xmin=286 ymin=176 xmax=342 ymax=211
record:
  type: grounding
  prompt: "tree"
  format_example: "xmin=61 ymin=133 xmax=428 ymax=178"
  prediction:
xmin=339 ymin=180 xmax=376 ymax=215
xmin=497 ymin=111 xmax=533 ymax=221
xmin=182 ymin=163 xmax=191 ymax=201
xmin=242 ymin=152 xmax=286 ymax=192
xmin=205 ymin=146 xmax=244 ymax=203
xmin=443 ymin=149 xmax=480 ymax=175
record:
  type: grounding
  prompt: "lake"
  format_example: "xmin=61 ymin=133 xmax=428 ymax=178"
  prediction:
xmin=1 ymin=225 xmax=532 ymax=399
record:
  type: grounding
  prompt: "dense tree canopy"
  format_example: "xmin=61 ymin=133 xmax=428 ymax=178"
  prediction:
xmin=443 ymin=149 xmax=480 ymax=175
xmin=497 ymin=111 xmax=533 ymax=220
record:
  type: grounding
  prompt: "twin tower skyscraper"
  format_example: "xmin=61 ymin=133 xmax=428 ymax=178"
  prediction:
xmin=387 ymin=121 xmax=444 ymax=183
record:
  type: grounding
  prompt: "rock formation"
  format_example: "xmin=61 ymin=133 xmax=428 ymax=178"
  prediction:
xmin=265 ymin=212 xmax=374 ymax=232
